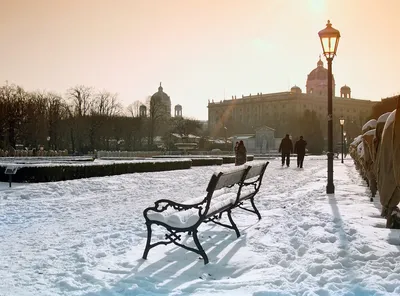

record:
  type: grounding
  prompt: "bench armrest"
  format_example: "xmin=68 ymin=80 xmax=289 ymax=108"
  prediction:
xmin=152 ymin=197 xmax=206 ymax=211
xmin=143 ymin=198 xmax=207 ymax=225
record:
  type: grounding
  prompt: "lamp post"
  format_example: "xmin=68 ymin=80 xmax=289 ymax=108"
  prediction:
xmin=340 ymin=119 xmax=344 ymax=163
xmin=47 ymin=136 xmax=51 ymax=151
xmin=224 ymin=126 xmax=228 ymax=150
xmin=319 ymin=20 xmax=341 ymax=194
xmin=343 ymin=131 xmax=347 ymax=158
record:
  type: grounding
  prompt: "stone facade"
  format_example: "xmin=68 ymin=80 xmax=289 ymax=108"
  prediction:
xmin=207 ymin=57 xmax=376 ymax=141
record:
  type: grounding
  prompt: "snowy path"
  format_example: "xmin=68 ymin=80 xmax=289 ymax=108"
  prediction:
xmin=1 ymin=158 xmax=400 ymax=296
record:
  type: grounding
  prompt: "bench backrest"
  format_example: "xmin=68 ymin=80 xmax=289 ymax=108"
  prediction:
xmin=206 ymin=168 xmax=247 ymax=193
xmin=232 ymin=161 xmax=269 ymax=205
xmin=206 ymin=162 xmax=269 ymax=194
xmin=244 ymin=162 xmax=269 ymax=181
xmin=211 ymin=168 xmax=249 ymax=191
xmin=201 ymin=166 xmax=249 ymax=216
xmin=201 ymin=162 xmax=269 ymax=218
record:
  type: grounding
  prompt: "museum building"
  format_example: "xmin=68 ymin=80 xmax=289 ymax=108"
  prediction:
xmin=207 ymin=57 xmax=376 ymax=143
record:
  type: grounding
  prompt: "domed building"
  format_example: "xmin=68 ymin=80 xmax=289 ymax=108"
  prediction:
xmin=306 ymin=56 xmax=335 ymax=97
xmin=150 ymin=82 xmax=171 ymax=118
xmin=290 ymin=85 xmax=302 ymax=94
xmin=207 ymin=56 xmax=376 ymax=147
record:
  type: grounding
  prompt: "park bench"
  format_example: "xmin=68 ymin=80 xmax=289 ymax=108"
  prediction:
xmin=142 ymin=161 xmax=269 ymax=264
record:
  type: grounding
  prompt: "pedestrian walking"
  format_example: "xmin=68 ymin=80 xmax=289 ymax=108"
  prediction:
xmin=294 ymin=136 xmax=307 ymax=168
xmin=235 ymin=140 xmax=247 ymax=166
xmin=279 ymin=134 xmax=293 ymax=167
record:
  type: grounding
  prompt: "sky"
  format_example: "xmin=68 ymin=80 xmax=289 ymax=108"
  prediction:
xmin=1 ymin=156 xmax=400 ymax=295
xmin=1 ymin=0 xmax=400 ymax=120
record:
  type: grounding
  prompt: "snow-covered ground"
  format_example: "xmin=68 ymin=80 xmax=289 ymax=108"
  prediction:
xmin=1 ymin=156 xmax=399 ymax=296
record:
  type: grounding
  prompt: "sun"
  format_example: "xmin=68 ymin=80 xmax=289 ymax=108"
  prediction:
xmin=308 ymin=0 xmax=326 ymax=13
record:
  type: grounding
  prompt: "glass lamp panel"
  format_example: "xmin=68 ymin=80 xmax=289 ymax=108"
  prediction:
xmin=318 ymin=20 xmax=340 ymax=59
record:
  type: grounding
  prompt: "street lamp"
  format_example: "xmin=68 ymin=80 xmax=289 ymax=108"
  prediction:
xmin=319 ymin=20 xmax=341 ymax=194
xmin=47 ymin=136 xmax=51 ymax=151
xmin=343 ymin=131 xmax=347 ymax=158
xmin=340 ymin=119 xmax=345 ymax=163
xmin=224 ymin=126 xmax=228 ymax=150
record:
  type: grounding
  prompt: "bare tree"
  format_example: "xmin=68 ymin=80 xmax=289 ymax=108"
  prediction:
xmin=65 ymin=85 xmax=96 ymax=153
xmin=67 ymin=85 xmax=94 ymax=117
xmin=92 ymin=91 xmax=121 ymax=116
xmin=171 ymin=117 xmax=202 ymax=137
xmin=126 ymin=100 xmax=143 ymax=117
xmin=0 ymin=83 xmax=27 ymax=150
xmin=46 ymin=92 xmax=66 ymax=150
xmin=125 ymin=100 xmax=146 ymax=149
xmin=87 ymin=91 xmax=122 ymax=151
xmin=21 ymin=91 xmax=48 ymax=149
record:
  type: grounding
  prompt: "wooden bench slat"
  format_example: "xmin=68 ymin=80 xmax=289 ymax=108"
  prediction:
xmin=213 ymin=170 xmax=247 ymax=190
xmin=245 ymin=164 xmax=265 ymax=180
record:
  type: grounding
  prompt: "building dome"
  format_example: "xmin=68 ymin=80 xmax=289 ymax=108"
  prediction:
xmin=341 ymin=85 xmax=350 ymax=91
xmin=306 ymin=56 xmax=336 ymax=96
xmin=151 ymin=82 xmax=171 ymax=106
xmin=290 ymin=85 xmax=302 ymax=94
xmin=174 ymin=104 xmax=182 ymax=117
xmin=139 ymin=104 xmax=147 ymax=117
xmin=150 ymin=82 xmax=171 ymax=117
xmin=340 ymin=84 xmax=351 ymax=99
xmin=307 ymin=57 xmax=328 ymax=80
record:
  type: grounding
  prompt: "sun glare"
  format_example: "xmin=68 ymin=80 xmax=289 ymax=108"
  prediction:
xmin=308 ymin=0 xmax=326 ymax=13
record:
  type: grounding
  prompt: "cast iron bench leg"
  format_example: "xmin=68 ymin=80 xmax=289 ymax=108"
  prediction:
xmin=142 ymin=222 xmax=152 ymax=259
xmin=227 ymin=209 xmax=240 ymax=238
xmin=250 ymin=197 xmax=262 ymax=220
xmin=192 ymin=229 xmax=209 ymax=264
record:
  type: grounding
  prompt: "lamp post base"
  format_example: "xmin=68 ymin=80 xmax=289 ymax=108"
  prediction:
xmin=326 ymin=183 xmax=335 ymax=194
xmin=326 ymin=151 xmax=335 ymax=194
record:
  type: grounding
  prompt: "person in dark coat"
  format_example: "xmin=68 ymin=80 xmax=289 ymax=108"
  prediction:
xmin=235 ymin=140 xmax=247 ymax=166
xmin=294 ymin=136 xmax=307 ymax=168
xmin=279 ymin=134 xmax=293 ymax=167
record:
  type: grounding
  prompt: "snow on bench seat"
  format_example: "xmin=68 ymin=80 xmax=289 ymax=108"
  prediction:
xmin=146 ymin=192 xmax=237 ymax=228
